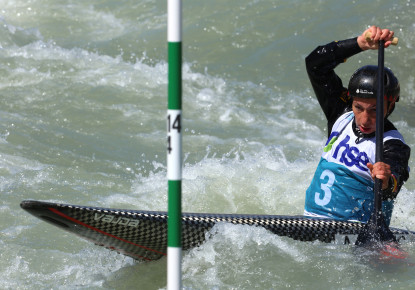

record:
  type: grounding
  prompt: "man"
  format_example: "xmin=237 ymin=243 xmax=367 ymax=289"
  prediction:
xmin=304 ymin=26 xmax=410 ymax=225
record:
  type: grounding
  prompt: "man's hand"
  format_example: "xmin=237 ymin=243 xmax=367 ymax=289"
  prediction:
xmin=357 ymin=25 xmax=395 ymax=50
xmin=367 ymin=162 xmax=391 ymax=190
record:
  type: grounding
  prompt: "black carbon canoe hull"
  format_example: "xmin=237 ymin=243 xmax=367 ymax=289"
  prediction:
xmin=20 ymin=200 xmax=415 ymax=261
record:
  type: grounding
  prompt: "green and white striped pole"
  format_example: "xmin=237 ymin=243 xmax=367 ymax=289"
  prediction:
xmin=167 ymin=0 xmax=182 ymax=289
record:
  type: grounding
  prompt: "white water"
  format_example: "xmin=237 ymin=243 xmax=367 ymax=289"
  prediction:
xmin=1 ymin=0 xmax=415 ymax=289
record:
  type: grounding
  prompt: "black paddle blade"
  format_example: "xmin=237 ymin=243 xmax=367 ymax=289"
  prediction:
xmin=355 ymin=210 xmax=396 ymax=246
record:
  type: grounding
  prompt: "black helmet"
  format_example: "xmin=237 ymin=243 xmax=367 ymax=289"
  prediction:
xmin=348 ymin=65 xmax=400 ymax=103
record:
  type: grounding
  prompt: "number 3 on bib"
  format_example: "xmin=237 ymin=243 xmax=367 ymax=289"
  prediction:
xmin=315 ymin=169 xmax=335 ymax=206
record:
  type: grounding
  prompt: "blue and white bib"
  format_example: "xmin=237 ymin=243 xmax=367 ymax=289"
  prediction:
xmin=304 ymin=112 xmax=405 ymax=224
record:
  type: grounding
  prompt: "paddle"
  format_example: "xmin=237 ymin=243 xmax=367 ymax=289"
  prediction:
xmin=355 ymin=32 xmax=398 ymax=247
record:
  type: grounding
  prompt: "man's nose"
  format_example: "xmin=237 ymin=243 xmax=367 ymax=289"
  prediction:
xmin=361 ymin=111 xmax=371 ymax=125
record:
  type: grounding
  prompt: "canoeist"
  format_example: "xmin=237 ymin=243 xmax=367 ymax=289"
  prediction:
xmin=304 ymin=25 xmax=410 ymax=225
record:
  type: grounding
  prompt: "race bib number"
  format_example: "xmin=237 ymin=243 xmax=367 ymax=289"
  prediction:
xmin=315 ymin=169 xmax=335 ymax=206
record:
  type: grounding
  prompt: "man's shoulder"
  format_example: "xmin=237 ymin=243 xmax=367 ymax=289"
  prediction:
xmin=384 ymin=119 xmax=406 ymax=144
xmin=384 ymin=119 xmax=397 ymax=132
xmin=332 ymin=110 xmax=354 ymax=127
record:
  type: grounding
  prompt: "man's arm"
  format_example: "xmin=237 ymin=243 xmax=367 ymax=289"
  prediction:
xmin=305 ymin=38 xmax=361 ymax=134
xmin=383 ymin=139 xmax=411 ymax=200
xmin=367 ymin=139 xmax=410 ymax=200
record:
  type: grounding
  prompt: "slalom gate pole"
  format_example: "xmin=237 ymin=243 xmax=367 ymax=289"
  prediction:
xmin=167 ymin=0 xmax=182 ymax=289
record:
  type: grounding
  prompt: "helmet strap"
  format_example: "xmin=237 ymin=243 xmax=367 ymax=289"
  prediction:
xmin=386 ymin=100 xmax=396 ymax=118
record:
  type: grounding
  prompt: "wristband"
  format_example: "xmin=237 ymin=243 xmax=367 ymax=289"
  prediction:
xmin=390 ymin=174 xmax=398 ymax=193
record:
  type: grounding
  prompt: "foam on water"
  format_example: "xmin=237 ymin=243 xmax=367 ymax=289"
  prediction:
xmin=1 ymin=245 xmax=134 ymax=289
xmin=182 ymin=224 xmax=310 ymax=288
xmin=180 ymin=222 xmax=378 ymax=289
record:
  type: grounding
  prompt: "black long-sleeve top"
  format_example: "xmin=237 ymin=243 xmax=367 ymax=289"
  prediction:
xmin=305 ymin=37 xmax=410 ymax=199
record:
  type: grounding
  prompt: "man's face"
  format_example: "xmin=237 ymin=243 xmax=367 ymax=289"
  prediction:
xmin=352 ymin=97 xmax=389 ymax=134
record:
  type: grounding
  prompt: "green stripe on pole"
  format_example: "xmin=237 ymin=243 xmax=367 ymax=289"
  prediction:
xmin=168 ymin=180 xmax=182 ymax=247
xmin=168 ymin=42 xmax=182 ymax=110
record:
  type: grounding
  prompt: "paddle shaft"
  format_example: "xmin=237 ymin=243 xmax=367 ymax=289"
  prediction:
xmin=363 ymin=29 xmax=399 ymax=229
xmin=355 ymin=34 xmax=398 ymax=246
xmin=374 ymin=39 xmax=385 ymax=227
